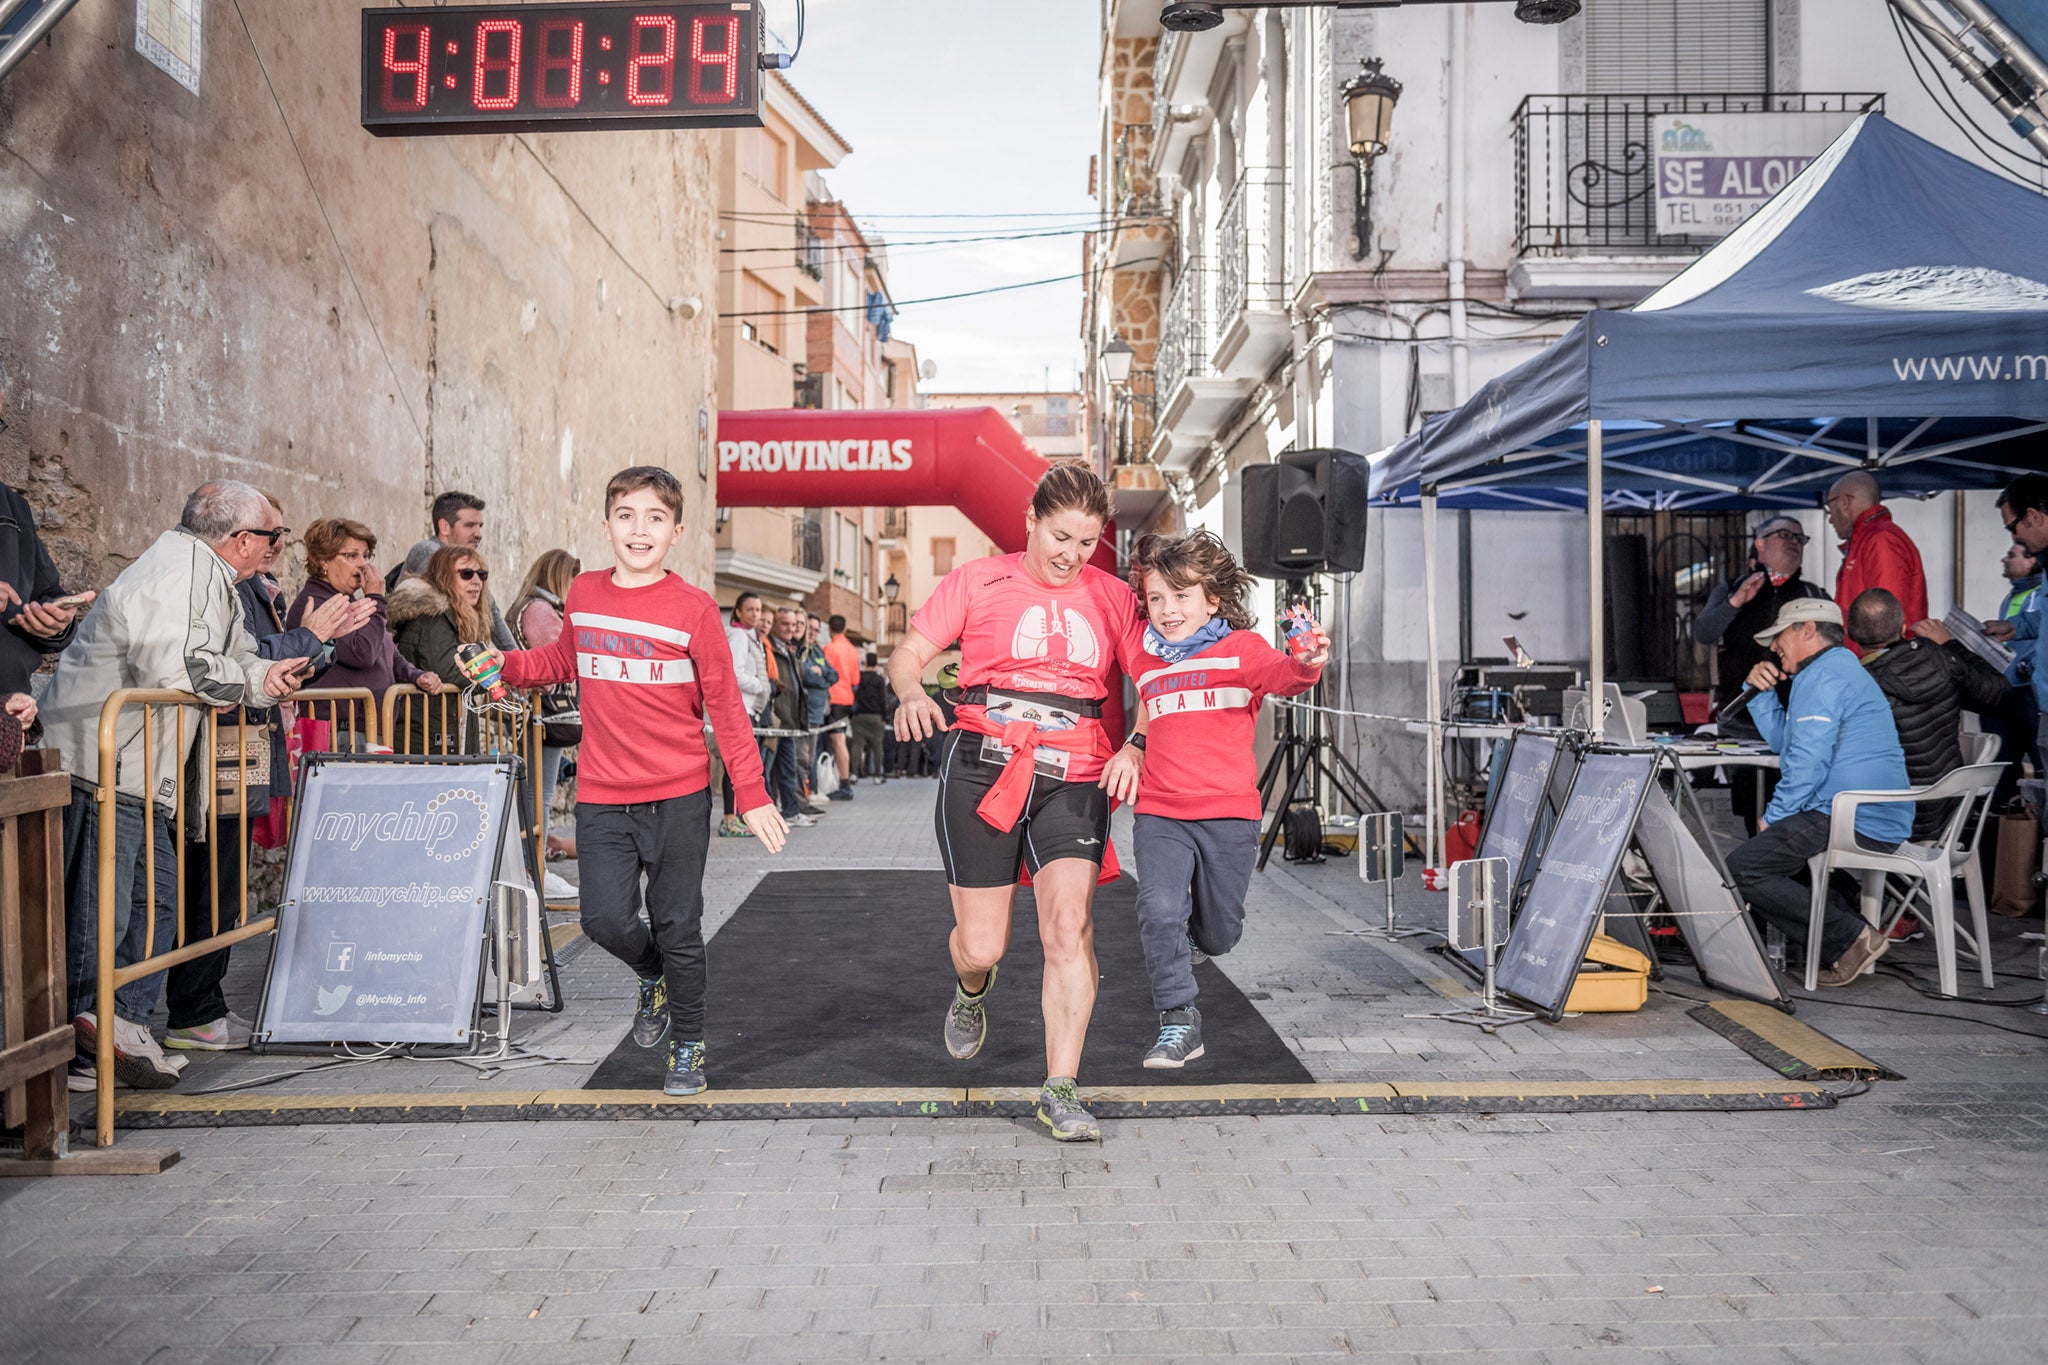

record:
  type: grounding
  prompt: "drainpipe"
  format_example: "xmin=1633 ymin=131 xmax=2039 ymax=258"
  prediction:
xmin=1446 ymin=4 xmax=1470 ymax=405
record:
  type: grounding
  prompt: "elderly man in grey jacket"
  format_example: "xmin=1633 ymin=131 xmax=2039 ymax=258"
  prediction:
xmin=43 ymin=481 xmax=312 ymax=1091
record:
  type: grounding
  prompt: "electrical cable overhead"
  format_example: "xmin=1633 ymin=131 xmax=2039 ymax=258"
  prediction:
xmin=1888 ymin=3 xmax=2048 ymax=183
xmin=720 ymin=268 xmax=1098 ymax=319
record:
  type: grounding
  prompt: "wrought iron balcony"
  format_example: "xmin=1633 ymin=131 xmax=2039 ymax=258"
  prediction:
xmin=1114 ymin=123 xmax=1163 ymax=220
xmin=795 ymin=222 xmax=825 ymax=280
xmin=1215 ymin=169 xmax=1288 ymax=334
xmin=792 ymin=510 xmax=825 ymax=573
xmin=1110 ymin=368 xmax=1157 ymax=468
xmin=1156 ymin=258 xmax=1211 ymax=410
xmin=1513 ymin=92 xmax=1881 ymax=256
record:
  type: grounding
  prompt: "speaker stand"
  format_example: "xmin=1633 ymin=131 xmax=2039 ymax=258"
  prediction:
xmin=1255 ymin=578 xmax=1392 ymax=870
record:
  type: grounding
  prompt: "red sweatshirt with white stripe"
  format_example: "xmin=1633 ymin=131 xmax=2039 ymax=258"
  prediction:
xmin=1126 ymin=629 xmax=1321 ymax=821
xmin=498 ymin=570 xmax=769 ymax=811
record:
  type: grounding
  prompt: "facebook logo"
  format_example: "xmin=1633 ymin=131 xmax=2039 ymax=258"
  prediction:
xmin=325 ymin=943 xmax=356 ymax=972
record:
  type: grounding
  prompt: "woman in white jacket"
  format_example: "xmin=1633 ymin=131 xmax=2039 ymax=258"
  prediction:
xmin=720 ymin=592 xmax=773 ymax=836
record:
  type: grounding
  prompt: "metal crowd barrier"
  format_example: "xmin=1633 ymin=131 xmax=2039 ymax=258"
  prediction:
xmin=380 ymin=684 xmax=554 ymax=905
xmin=87 ymin=686 xmax=377 ymax=1148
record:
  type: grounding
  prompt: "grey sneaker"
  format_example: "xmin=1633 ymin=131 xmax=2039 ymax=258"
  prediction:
xmin=664 ymin=1039 xmax=707 ymax=1096
xmin=1143 ymin=1006 xmax=1205 ymax=1069
xmin=944 ymin=966 xmax=996 ymax=1060
xmin=1186 ymin=932 xmax=1208 ymax=967
xmin=632 ymin=976 xmax=670 ymax=1048
xmin=1035 ymin=1078 xmax=1100 ymax=1142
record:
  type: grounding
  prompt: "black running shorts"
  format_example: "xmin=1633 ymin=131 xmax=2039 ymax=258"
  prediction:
xmin=934 ymin=731 xmax=1111 ymax=889
xmin=827 ymin=703 xmax=853 ymax=723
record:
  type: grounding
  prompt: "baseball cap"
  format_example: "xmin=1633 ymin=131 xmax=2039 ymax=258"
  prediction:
xmin=1753 ymin=597 xmax=1841 ymax=645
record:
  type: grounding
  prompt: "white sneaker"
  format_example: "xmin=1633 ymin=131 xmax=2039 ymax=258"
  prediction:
xmin=164 ymin=1011 xmax=253 ymax=1051
xmin=72 ymin=1012 xmax=179 ymax=1089
xmin=788 ymin=812 xmax=818 ymax=827
xmin=543 ymin=870 xmax=579 ymax=901
xmin=114 ymin=1014 xmax=188 ymax=1072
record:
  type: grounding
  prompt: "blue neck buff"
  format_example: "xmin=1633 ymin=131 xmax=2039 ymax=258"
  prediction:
xmin=1145 ymin=617 xmax=1233 ymax=663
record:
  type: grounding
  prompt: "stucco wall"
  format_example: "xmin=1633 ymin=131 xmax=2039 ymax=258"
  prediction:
xmin=0 ymin=0 xmax=721 ymax=594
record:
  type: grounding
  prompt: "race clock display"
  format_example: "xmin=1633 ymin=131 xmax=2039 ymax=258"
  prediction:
xmin=361 ymin=3 xmax=763 ymax=137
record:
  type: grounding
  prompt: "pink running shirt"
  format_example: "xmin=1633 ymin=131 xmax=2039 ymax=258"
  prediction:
xmin=909 ymin=553 xmax=1139 ymax=781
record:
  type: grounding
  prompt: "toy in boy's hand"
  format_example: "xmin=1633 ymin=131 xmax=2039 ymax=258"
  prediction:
xmin=1282 ymin=604 xmax=1328 ymax=661
xmin=455 ymin=643 xmax=508 ymax=701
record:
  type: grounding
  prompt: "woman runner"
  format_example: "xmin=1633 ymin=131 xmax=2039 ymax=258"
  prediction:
xmin=888 ymin=466 xmax=1142 ymax=1142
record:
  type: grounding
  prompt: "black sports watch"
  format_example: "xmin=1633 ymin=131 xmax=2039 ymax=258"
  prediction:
xmin=1125 ymin=733 xmax=1147 ymax=752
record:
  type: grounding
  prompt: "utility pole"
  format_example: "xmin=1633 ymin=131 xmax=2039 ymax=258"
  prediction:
xmin=1890 ymin=0 xmax=2048 ymax=158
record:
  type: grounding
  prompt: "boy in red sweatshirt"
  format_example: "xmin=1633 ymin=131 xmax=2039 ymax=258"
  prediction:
xmin=480 ymin=467 xmax=787 ymax=1095
xmin=1102 ymin=532 xmax=1325 ymax=1069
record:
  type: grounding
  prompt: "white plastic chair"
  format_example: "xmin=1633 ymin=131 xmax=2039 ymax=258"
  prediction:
xmin=1803 ymin=762 xmax=2004 ymax=996
xmin=1968 ymin=731 xmax=2000 ymax=766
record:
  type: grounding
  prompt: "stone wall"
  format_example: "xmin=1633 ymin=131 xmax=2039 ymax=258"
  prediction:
xmin=0 ymin=0 xmax=722 ymax=595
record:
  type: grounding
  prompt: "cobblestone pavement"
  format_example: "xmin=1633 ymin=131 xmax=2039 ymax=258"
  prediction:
xmin=7 ymin=776 xmax=2047 ymax=1361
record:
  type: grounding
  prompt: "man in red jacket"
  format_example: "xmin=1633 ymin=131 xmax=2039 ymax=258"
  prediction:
xmin=1829 ymin=472 xmax=1926 ymax=655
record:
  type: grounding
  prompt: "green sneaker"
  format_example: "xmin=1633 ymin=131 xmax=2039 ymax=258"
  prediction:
xmin=944 ymin=965 xmax=996 ymax=1060
xmin=632 ymin=975 xmax=670 ymax=1049
xmin=1035 ymin=1077 xmax=1100 ymax=1142
xmin=1186 ymin=931 xmax=1209 ymax=967
xmin=664 ymin=1039 xmax=707 ymax=1096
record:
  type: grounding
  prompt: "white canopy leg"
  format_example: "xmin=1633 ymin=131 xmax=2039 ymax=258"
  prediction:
xmin=1588 ymin=419 xmax=1605 ymax=736
xmin=1424 ymin=487 xmax=1444 ymax=870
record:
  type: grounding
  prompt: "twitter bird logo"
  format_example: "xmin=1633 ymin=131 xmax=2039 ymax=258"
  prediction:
xmin=314 ymin=983 xmax=351 ymax=1017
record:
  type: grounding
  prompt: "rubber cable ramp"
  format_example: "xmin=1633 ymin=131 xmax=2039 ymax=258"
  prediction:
xmin=1688 ymin=999 xmax=1904 ymax=1081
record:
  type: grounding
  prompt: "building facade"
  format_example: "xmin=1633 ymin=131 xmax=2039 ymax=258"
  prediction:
xmin=711 ymin=79 xmax=912 ymax=644
xmin=1082 ymin=0 xmax=2040 ymax=812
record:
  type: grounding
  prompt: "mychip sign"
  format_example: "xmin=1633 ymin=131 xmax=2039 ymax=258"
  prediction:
xmin=1654 ymin=111 xmax=1857 ymax=237
xmin=257 ymin=756 xmax=518 ymax=1045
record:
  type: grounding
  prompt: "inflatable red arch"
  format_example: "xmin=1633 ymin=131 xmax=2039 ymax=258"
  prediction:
xmin=714 ymin=408 xmax=1118 ymax=574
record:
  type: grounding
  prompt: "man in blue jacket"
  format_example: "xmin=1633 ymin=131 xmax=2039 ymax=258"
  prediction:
xmin=1728 ymin=598 xmax=1912 ymax=986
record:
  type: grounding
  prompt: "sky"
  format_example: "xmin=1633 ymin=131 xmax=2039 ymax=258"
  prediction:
xmin=757 ymin=0 xmax=1100 ymax=394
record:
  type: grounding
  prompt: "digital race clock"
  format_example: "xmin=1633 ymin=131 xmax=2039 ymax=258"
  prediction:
xmin=361 ymin=3 xmax=764 ymax=137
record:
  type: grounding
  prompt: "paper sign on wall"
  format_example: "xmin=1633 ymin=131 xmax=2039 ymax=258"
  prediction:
xmin=135 ymin=0 xmax=201 ymax=96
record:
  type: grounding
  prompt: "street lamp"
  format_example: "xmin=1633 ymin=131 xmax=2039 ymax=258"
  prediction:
xmin=883 ymin=573 xmax=900 ymax=603
xmin=1341 ymin=57 xmax=1402 ymax=260
xmin=1098 ymin=333 xmax=1135 ymax=388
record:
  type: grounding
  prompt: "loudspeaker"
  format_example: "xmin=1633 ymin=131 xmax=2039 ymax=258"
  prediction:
xmin=1240 ymin=449 xmax=1371 ymax=579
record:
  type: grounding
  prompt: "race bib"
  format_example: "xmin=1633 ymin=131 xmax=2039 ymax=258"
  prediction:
xmin=976 ymin=689 xmax=1081 ymax=779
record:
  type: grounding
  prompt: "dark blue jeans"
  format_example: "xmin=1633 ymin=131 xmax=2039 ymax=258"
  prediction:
xmin=767 ymin=734 xmax=802 ymax=817
xmin=63 ymin=786 xmax=179 ymax=1025
xmin=1726 ymin=808 xmax=1899 ymax=966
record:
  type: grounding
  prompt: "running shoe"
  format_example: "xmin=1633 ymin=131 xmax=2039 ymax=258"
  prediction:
xmin=717 ymin=815 xmax=752 ymax=838
xmin=1035 ymin=1078 xmax=1100 ymax=1142
xmin=1187 ymin=931 xmax=1208 ymax=967
xmin=164 ymin=1010 xmax=254 ymax=1052
xmin=944 ymin=965 xmax=996 ymax=1060
xmin=664 ymin=1039 xmax=707 ymax=1096
xmin=1143 ymin=1006 xmax=1205 ymax=1069
xmin=632 ymin=976 xmax=670 ymax=1048
xmin=828 ymin=787 xmax=854 ymax=802
xmin=787 ymin=811 xmax=819 ymax=828
xmin=72 ymin=1012 xmax=179 ymax=1090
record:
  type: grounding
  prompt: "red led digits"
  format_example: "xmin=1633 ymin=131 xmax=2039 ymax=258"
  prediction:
xmin=535 ymin=18 xmax=584 ymax=109
xmin=471 ymin=18 xmax=522 ymax=111
xmin=380 ymin=22 xmax=431 ymax=112
xmin=626 ymin=14 xmax=678 ymax=107
xmin=690 ymin=16 xmax=738 ymax=103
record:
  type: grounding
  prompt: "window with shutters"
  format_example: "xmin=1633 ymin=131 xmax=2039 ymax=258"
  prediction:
xmin=739 ymin=272 xmax=782 ymax=355
xmin=932 ymin=537 xmax=956 ymax=577
xmin=1582 ymin=0 xmax=1769 ymax=95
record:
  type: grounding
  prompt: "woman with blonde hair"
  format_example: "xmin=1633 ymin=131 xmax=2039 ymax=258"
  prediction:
xmin=509 ymin=548 xmax=583 ymax=861
xmin=391 ymin=544 xmax=491 ymax=752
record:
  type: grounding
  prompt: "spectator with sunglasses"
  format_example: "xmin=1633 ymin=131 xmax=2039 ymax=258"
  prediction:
xmin=390 ymin=545 xmax=493 ymax=753
xmin=41 ymin=480 xmax=313 ymax=1092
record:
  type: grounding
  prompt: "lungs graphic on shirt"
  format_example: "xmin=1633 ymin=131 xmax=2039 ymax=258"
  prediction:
xmin=1011 ymin=602 xmax=1101 ymax=669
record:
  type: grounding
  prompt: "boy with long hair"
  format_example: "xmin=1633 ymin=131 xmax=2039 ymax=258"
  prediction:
xmin=1102 ymin=531 xmax=1327 ymax=1068
xmin=480 ymin=467 xmax=787 ymax=1095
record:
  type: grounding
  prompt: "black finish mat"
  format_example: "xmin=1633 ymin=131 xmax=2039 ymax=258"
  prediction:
xmin=584 ymin=869 xmax=1313 ymax=1091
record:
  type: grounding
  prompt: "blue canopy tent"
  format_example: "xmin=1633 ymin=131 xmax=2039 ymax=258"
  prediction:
xmin=1365 ymin=113 xmax=2048 ymax=863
